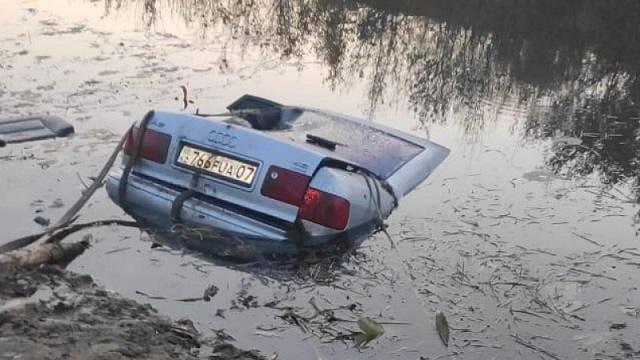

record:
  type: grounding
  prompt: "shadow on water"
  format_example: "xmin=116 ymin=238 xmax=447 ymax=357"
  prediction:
xmin=101 ymin=0 xmax=640 ymax=230
xmin=133 ymin=215 xmax=369 ymax=284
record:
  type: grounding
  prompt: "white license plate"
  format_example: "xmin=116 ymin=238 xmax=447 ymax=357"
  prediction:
xmin=177 ymin=144 xmax=258 ymax=186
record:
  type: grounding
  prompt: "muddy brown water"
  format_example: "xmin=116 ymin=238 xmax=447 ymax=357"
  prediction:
xmin=1 ymin=0 xmax=639 ymax=359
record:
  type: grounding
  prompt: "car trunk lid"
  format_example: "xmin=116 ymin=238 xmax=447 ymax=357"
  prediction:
xmin=128 ymin=111 xmax=327 ymax=225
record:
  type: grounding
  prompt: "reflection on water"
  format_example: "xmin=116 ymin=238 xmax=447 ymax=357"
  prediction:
xmin=102 ymin=0 xmax=640 ymax=227
xmin=139 ymin=218 xmax=365 ymax=289
xmin=140 ymin=216 xmax=366 ymax=263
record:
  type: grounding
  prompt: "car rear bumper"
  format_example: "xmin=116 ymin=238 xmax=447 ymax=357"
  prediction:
xmin=106 ymin=170 xmax=379 ymax=255
xmin=106 ymin=170 xmax=290 ymax=242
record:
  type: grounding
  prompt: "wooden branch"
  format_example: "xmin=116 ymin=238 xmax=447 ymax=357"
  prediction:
xmin=39 ymin=130 xmax=129 ymax=245
xmin=0 ymin=220 xmax=138 ymax=254
xmin=0 ymin=237 xmax=90 ymax=271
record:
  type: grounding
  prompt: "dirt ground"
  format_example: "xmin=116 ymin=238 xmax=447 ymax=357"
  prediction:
xmin=0 ymin=266 xmax=264 ymax=360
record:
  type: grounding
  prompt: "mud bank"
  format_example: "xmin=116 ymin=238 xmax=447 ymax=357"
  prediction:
xmin=0 ymin=266 xmax=264 ymax=360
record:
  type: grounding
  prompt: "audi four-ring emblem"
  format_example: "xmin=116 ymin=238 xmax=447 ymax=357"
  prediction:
xmin=206 ymin=130 xmax=237 ymax=148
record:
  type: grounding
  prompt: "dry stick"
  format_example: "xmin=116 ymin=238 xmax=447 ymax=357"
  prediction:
xmin=511 ymin=309 xmax=547 ymax=319
xmin=76 ymin=172 xmax=89 ymax=190
xmin=0 ymin=237 xmax=91 ymax=271
xmin=569 ymin=267 xmax=617 ymax=281
xmin=611 ymin=186 xmax=634 ymax=202
xmin=0 ymin=233 xmax=42 ymax=254
xmin=512 ymin=334 xmax=563 ymax=360
xmin=571 ymin=232 xmax=603 ymax=248
xmin=47 ymin=220 xmax=139 ymax=243
xmin=0 ymin=219 xmax=138 ymax=254
xmin=43 ymin=129 xmax=130 ymax=241
xmin=180 ymin=85 xmax=188 ymax=110
xmin=0 ymin=127 xmax=129 ymax=260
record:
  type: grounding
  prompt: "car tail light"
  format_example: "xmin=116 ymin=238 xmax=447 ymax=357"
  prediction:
xmin=261 ymin=166 xmax=311 ymax=206
xmin=298 ymin=188 xmax=350 ymax=230
xmin=123 ymin=127 xmax=171 ymax=164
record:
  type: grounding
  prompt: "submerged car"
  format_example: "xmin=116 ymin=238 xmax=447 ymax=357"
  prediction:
xmin=106 ymin=95 xmax=448 ymax=255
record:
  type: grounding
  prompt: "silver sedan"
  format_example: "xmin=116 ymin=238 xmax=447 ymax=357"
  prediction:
xmin=106 ymin=95 xmax=449 ymax=257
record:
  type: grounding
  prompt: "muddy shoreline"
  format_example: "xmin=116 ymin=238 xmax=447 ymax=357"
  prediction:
xmin=0 ymin=266 xmax=264 ymax=360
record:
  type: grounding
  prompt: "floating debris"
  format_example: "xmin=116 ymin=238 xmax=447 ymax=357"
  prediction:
xmin=33 ymin=216 xmax=50 ymax=227
xmin=354 ymin=317 xmax=385 ymax=347
xmin=436 ymin=312 xmax=449 ymax=347
xmin=203 ymin=284 xmax=219 ymax=301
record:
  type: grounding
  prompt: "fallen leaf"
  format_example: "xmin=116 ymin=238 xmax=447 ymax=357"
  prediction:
xmin=354 ymin=317 xmax=384 ymax=346
xmin=436 ymin=312 xmax=449 ymax=347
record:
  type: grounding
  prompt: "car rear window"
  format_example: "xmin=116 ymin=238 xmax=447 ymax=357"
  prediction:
xmin=267 ymin=110 xmax=423 ymax=179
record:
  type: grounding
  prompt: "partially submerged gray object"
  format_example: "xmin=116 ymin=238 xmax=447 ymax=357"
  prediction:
xmin=106 ymin=95 xmax=449 ymax=257
xmin=0 ymin=115 xmax=74 ymax=146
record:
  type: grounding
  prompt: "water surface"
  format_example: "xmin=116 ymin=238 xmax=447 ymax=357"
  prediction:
xmin=1 ymin=0 xmax=639 ymax=358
